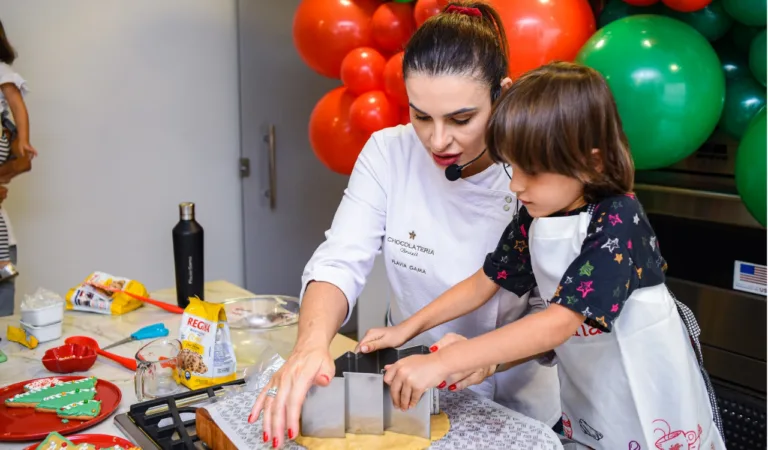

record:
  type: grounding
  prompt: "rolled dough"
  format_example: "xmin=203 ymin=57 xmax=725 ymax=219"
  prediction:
xmin=296 ymin=412 xmax=450 ymax=450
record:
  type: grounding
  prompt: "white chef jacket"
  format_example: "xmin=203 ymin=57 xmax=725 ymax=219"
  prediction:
xmin=0 ymin=62 xmax=27 ymax=247
xmin=301 ymin=124 xmax=561 ymax=426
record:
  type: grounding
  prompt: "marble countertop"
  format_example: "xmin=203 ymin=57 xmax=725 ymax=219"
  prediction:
xmin=0 ymin=280 xmax=357 ymax=449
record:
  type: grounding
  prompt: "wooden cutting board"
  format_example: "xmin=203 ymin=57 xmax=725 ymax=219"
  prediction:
xmin=197 ymin=408 xmax=238 ymax=450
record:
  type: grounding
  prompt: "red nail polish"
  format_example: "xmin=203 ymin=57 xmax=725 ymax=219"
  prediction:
xmin=449 ymin=384 xmax=456 ymax=391
xmin=248 ymin=412 xmax=254 ymax=423
xmin=429 ymin=345 xmax=438 ymax=352
xmin=437 ymin=381 xmax=446 ymax=389
xmin=273 ymin=437 xmax=278 ymax=448
xmin=288 ymin=429 xmax=294 ymax=439
xmin=263 ymin=432 xmax=268 ymax=442
xmin=320 ymin=374 xmax=330 ymax=383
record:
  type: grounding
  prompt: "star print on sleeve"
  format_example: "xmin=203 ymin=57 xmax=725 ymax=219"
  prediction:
xmin=483 ymin=207 xmax=537 ymax=296
xmin=552 ymin=194 xmax=667 ymax=332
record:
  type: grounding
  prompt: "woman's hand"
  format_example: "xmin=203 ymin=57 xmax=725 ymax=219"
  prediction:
xmin=356 ymin=324 xmax=411 ymax=353
xmin=249 ymin=345 xmax=335 ymax=448
xmin=383 ymin=352 xmax=447 ymax=411
xmin=431 ymin=333 xmax=497 ymax=392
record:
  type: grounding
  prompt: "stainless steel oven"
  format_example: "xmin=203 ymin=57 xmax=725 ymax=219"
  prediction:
xmin=635 ymin=131 xmax=766 ymax=450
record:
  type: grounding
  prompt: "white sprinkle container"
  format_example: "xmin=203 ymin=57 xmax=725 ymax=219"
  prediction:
xmin=20 ymin=301 xmax=64 ymax=326
xmin=20 ymin=319 xmax=63 ymax=343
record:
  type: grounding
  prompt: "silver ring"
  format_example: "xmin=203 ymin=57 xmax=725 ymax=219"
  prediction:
xmin=266 ymin=387 xmax=278 ymax=398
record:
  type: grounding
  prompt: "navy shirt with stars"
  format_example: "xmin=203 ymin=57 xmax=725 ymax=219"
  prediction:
xmin=483 ymin=194 xmax=667 ymax=332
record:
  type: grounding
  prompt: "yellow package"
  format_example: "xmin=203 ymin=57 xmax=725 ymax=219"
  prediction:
xmin=65 ymin=272 xmax=146 ymax=315
xmin=175 ymin=297 xmax=237 ymax=389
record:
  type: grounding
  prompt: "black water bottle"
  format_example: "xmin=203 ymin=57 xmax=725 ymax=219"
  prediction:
xmin=173 ymin=202 xmax=204 ymax=308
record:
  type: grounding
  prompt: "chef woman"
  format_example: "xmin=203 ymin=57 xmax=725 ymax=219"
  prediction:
xmin=250 ymin=3 xmax=560 ymax=447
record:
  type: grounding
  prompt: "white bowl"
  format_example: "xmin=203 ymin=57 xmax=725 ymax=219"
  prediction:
xmin=20 ymin=320 xmax=63 ymax=343
xmin=20 ymin=302 xmax=64 ymax=327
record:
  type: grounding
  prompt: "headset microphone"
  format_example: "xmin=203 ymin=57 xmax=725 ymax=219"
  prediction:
xmin=445 ymin=148 xmax=488 ymax=181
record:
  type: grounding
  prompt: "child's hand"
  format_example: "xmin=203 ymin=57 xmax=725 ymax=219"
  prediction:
xmin=356 ymin=325 xmax=410 ymax=353
xmin=383 ymin=353 xmax=446 ymax=411
xmin=431 ymin=332 xmax=497 ymax=392
xmin=13 ymin=140 xmax=37 ymax=158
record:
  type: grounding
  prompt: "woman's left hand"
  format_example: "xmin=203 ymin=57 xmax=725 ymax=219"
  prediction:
xmin=383 ymin=353 xmax=446 ymax=411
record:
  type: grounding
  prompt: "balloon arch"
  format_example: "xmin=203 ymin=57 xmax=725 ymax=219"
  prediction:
xmin=294 ymin=0 xmax=767 ymax=226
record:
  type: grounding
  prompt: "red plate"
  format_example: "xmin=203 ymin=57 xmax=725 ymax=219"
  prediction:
xmin=0 ymin=376 xmax=122 ymax=442
xmin=22 ymin=433 xmax=137 ymax=450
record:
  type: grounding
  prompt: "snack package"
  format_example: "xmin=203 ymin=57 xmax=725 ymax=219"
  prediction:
xmin=65 ymin=272 xmax=146 ymax=315
xmin=176 ymin=297 xmax=237 ymax=389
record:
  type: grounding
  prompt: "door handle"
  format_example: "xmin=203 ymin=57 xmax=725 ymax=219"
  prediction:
xmin=264 ymin=125 xmax=276 ymax=210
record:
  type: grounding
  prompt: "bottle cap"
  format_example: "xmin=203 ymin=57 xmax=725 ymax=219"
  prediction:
xmin=179 ymin=202 xmax=195 ymax=220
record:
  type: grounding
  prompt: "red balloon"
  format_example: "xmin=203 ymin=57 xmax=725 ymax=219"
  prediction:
xmin=414 ymin=0 xmax=443 ymax=26
xmin=350 ymin=91 xmax=400 ymax=133
xmin=490 ymin=0 xmax=596 ymax=79
xmin=622 ymin=0 xmax=659 ymax=5
xmin=371 ymin=3 xmax=418 ymax=54
xmin=293 ymin=0 xmax=374 ymax=79
xmin=661 ymin=0 xmax=711 ymax=11
xmin=309 ymin=87 xmax=372 ymax=175
xmin=341 ymin=47 xmax=387 ymax=95
xmin=383 ymin=52 xmax=409 ymax=107
xmin=400 ymin=107 xmax=411 ymax=125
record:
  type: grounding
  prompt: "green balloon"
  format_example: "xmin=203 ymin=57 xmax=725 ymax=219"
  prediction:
xmin=714 ymin=40 xmax=752 ymax=80
xmin=576 ymin=15 xmax=725 ymax=170
xmin=599 ymin=0 xmax=663 ymax=29
xmin=662 ymin=0 xmax=733 ymax=41
xmin=719 ymin=75 xmax=767 ymax=138
xmin=729 ymin=23 xmax=763 ymax=54
xmin=749 ymin=29 xmax=767 ymax=86
xmin=722 ymin=0 xmax=766 ymax=26
xmin=735 ymin=107 xmax=767 ymax=226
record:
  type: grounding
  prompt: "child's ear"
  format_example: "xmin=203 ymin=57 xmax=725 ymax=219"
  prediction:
xmin=500 ymin=77 xmax=513 ymax=92
xmin=590 ymin=148 xmax=604 ymax=173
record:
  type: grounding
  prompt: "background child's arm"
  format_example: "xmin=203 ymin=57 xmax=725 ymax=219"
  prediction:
xmin=0 ymin=82 xmax=35 ymax=157
xmin=0 ymin=154 xmax=30 ymax=183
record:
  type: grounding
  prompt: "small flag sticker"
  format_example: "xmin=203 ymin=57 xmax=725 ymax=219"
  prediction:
xmin=733 ymin=261 xmax=767 ymax=296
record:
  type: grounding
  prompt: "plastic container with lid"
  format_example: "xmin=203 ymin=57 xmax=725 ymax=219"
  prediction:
xmin=222 ymin=295 xmax=299 ymax=368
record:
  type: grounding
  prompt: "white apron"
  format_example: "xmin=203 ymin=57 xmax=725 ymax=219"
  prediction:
xmin=528 ymin=211 xmax=726 ymax=449
xmin=383 ymin=155 xmax=560 ymax=427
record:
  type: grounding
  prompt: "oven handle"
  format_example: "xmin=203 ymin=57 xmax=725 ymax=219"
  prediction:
xmin=634 ymin=183 xmax=741 ymax=202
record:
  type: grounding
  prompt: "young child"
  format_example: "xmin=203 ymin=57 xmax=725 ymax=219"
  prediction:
xmin=0 ymin=19 xmax=35 ymax=303
xmin=358 ymin=62 xmax=725 ymax=449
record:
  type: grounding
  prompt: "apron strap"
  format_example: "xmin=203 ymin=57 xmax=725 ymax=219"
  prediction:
xmin=668 ymin=288 xmax=724 ymax=437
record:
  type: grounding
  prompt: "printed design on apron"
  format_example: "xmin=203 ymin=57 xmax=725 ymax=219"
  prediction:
xmin=624 ymin=419 xmax=703 ymax=450
xmin=579 ymin=419 xmax=604 ymax=441
xmin=562 ymin=413 xmax=573 ymax=439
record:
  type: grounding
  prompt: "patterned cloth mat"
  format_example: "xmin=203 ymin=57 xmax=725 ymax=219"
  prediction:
xmin=203 ymin=357 xmax=564 ymax=449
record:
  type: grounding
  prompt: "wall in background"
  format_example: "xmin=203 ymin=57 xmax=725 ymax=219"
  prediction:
xmin=0 ymin=0 xmax=244 ymax=307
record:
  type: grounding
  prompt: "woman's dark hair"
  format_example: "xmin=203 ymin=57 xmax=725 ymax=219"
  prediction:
xmin=0 ymin=20 xmax=16 ymax=65
xmin=486 ymin=61 xmax=635 ymax=203
xmin=403 ymin=1 xmax=509 ymax=102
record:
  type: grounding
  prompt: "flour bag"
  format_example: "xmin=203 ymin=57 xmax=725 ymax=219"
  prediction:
xmin=177 ymin=297 xmax=237 ymax=389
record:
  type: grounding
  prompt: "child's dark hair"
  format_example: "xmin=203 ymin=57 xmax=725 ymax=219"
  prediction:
xmin=403 ymin=1 xmax=508 ymax=102
xmin=487 ymin=61 xmax=634 ymax=203
xmin=0 ymin=20 xmax=15 ymax=65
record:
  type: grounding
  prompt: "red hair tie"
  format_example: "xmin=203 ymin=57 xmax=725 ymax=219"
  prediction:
xmin=445 ymin=5 xmax=482 ymax=17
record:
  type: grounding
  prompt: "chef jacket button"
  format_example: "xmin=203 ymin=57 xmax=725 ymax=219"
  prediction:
xmin=505 ymin=196 xmax=513 ymax=203
xmin=503 ymin=204 xmax=510 ymax=211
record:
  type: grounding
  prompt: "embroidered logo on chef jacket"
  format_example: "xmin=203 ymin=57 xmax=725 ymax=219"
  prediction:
xmin=387 ymin=229 xmax=433 ymax=275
